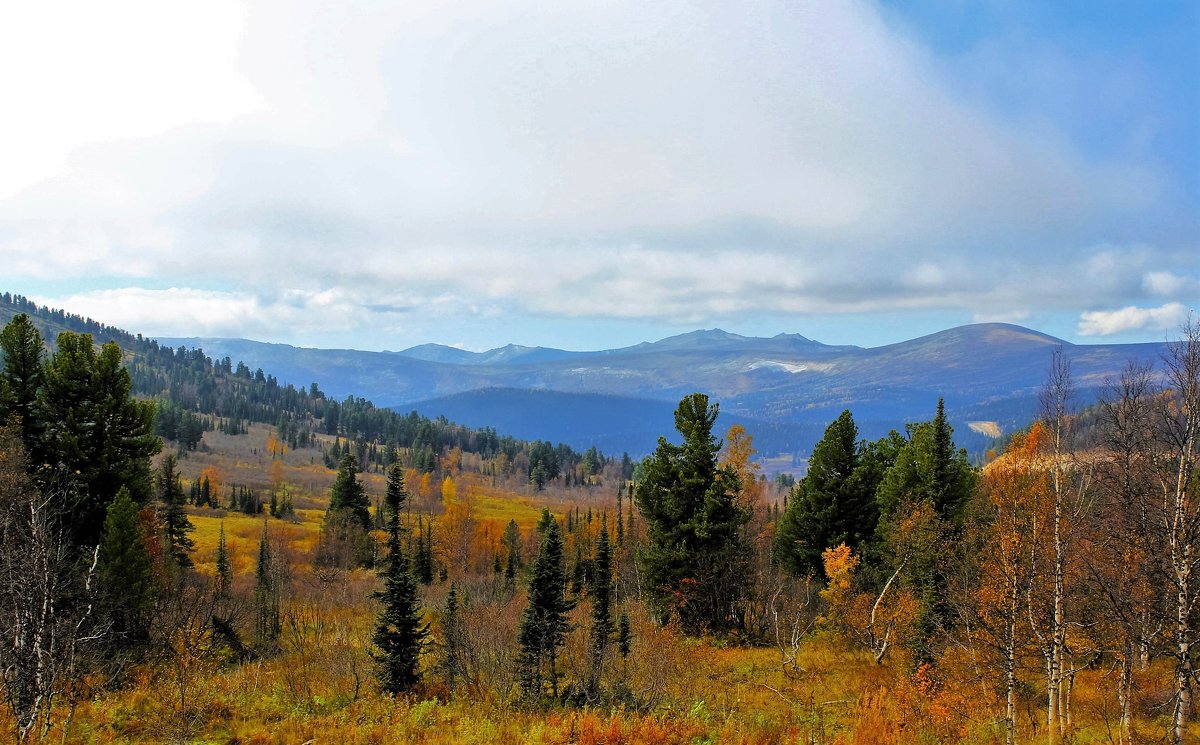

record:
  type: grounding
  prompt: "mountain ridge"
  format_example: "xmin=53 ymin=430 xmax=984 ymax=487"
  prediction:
xmin=156 ymin=321 xmax=1171 ymax=456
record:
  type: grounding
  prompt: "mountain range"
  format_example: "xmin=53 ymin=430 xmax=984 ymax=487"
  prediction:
xmin=158 ymin=323 xmax=1169 ymax=458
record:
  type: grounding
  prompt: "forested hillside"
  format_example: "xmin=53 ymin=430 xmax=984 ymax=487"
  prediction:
xmin=0 ymin=293 xmax=618 ymax=485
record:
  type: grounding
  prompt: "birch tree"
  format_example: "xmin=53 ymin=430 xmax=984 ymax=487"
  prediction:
xmin=1156 ymin=319 xmax=1200 ymax=745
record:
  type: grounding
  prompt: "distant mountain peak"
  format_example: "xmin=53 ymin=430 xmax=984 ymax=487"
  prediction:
xmin=394 ymin=343 xmax=480 ymax=364
xmin=772 ymin=331 xmax=814 ymax=343
xmin=895 ymin=323 xmax=1070 ymax=349
xmin=648 ymin=328 xmax=732 ymax=343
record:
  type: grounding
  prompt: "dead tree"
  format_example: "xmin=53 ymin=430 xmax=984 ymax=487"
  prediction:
xmin=0 ymin=431 xmax=104 ymax=743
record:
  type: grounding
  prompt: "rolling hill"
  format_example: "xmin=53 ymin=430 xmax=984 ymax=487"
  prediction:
xmin=158 ymin=323 xmax=1169 ymax=457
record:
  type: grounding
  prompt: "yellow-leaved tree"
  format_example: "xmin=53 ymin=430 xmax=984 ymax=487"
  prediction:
xmin=820 ymin=542 xmax=918 ymax=664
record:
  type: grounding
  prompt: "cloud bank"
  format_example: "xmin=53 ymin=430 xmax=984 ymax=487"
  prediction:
xmin=1 ymin=0 xmax=1195 ymax=347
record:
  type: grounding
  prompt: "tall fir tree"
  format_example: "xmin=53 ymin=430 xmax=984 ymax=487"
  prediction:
xmin=372 ymin=464 xmax=427 ymax=694
xmin=327 ymin=452 xmax=371 ymax=529
xmin=442 ymin=582 xmax=468 ymax=689
xmin=634 ymin=393 xmax=748 ymax=633
xmin=502 ymin=518 xmax=522 ymax=585
xmin=38 ymin=334 xmax=158 ymax=547
xmin=0 ymin=314 xmax=44 ymax=460
xmin=875 ymin=399 xmax=976 ymax=527
xmin=587 ymin=518 xmax=614 ymax=699
xmin=254 ymin=522 xmax=281 ymax=650
xmin=517 ymin=517 xmax=574 ymax=699
xmin=214 ymin=523 xmax=232 ymax=598
xmin=158 ymin=454 xmax=195 ymax=569
xmin=872 ymin=400 xmax=977 ymax=662
xmin=97 ymin=486 xmax=155 ymax=644
xmin=774 ymin=410 xmax=878 ymax=578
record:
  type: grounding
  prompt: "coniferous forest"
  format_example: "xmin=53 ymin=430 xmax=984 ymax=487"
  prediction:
xmin=0 ymin=297 xmax=1198 ymax=743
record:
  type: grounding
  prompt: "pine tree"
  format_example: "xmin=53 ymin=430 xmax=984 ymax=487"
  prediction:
xmin=442 ymin=582 xmax=468 ymax=689
xmin=617 ymin=612 xmax=632 ymax=660
xmin=615 ymin=488 xmax=625 ymax=545
xmin=588 ymin=519 xmax=614 ymax=698
xmin=874 ymin=401 xmax=976 ymax=526
xmin=39 ymin=335 xmax=159 ymax=547
xmin=415 ymin=517 xmax=435 ymax=585
xmin=254 ymin=522 xmax=281 ymax=650
xmin=634 ymin=393 xmax=749 ymax=632
xmin=328 ymin=453 xmax=371 ymax=528
xmin=872 ymin=400 xmax=977 ymax=662
xmin=372 ymin=463 xmax=427 ymax=694
xmin=318 ymin=452 xmax=373 ymax=567
xmin=774 ymin=410 xmax=876 ymax=578
xmin=158 ymin=454 xmax=195 ymax=569
xmin=502 ymin=519 xmax=522 ymax=585
xmin=517 ymin=517 xmax=574 ymax=699
xmin=98 ymin=486 xmax=155 ymax=644
xmin=215 ymin=523 xmax=232 ymax=598
xmin=0 ymin=314 xmax=44 ymax=459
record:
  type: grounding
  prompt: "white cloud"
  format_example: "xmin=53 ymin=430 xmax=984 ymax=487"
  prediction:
xmin=0 ymin=0 xmax=1192 ymax=343
xmin=32 ymin=287 xmax=379 ymax=340
xmin=1143 ymin=271 xmax=1196 ymax=297
xmin=0 ymin=0 xmax=261 ymax=199
xmin=1077 ymin=303 xmax=1190 ymax=337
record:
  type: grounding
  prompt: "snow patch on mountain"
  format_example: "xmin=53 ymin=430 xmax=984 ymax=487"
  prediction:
xmin=747 ymin=360 xmax=830 ymax=374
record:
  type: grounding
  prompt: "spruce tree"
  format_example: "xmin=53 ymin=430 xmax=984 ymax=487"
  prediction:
xmin=502 ymin=519 xmax=522 ymax=585
xmin=215 ymin=523 xmax=232 ymax=598
xmin=634 ymin=393 xmax=748 ymax=632
xmin=98 ymin=486 xmax=155 ymax=644
xmin=587 ymin=519 xmax=614 ymax=698
xmin=774 ymin=410 xmax=876 ymax=578
xmin=38 ymin=335 xmax=158 ymax=547
xmin=415 ymin=517 xmax=435 ymax=585
xmin=158 ymin=454 xmax=195 ymax=569
xmin=617 ymin=612 xmax=632 ymax=660
xmin=0 ymin=314 xmax=44 ymax=459
xmin=442 ymin=582 xmax=468 ymax=689
xmin=372 ymin=464 xmax=427 ymax=694
xmin=318 ymin=452 xmax=373 ymax=566
xmin=517 ymin=517 xmax=574 ymax=699
xmin=872 ymin=400 xmax=977 ymax=662
xmin=615 ymin=489 xmax=625 ymax=545
xmin=328 ymin=453 xmax=371 ymax=528
xmin=875 ymin=400 xmax=975 ymax=526
xmin=254 ymin=523 xmax=281 ymax=650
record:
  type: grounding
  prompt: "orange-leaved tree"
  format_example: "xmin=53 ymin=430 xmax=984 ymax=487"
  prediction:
xmin=975 ymin=422 xmax=1048 ymax=745
xmin=820 ymin=542 xmax=917 ymax=664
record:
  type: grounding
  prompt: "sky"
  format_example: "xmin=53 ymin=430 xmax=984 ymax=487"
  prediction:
xmin=1 ymin=0 xmax=1196 ymax=352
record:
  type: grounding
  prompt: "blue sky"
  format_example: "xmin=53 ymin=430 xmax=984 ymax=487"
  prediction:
xmin=1 ymin=0 xmax=1196 ymax=352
